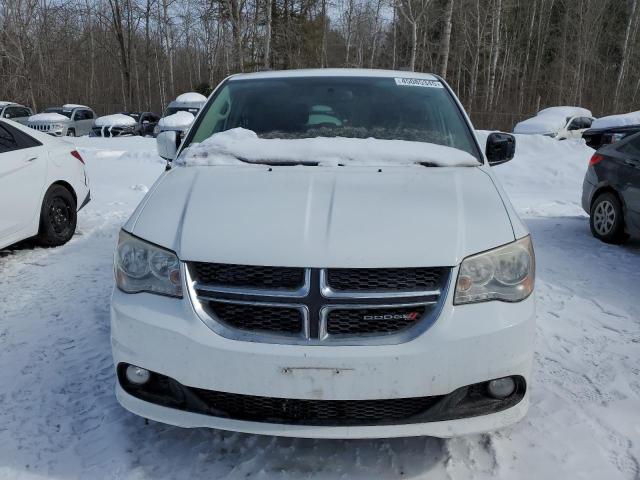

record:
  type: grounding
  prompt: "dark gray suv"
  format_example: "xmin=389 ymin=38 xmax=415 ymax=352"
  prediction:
xmin=582 ymin=132 xmax=640 ymax=244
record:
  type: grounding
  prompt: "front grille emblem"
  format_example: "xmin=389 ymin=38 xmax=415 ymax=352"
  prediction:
xmin=363 ymin=312 xmax=420 ymax=321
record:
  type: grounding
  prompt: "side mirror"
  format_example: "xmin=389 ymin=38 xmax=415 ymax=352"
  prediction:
xmin=157 ymin=130 xmax=180 ymax=160
xmin=485 ymin=132 xmax=516 ymax=166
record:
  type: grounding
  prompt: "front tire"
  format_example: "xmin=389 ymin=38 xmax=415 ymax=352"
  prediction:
xmin=590 ymin=192 xmax=627 ymax=244
xmin=66 ymin=129 xmax=76 ymax=137
xmin=36 ymin=185 xmax=77 ymax=247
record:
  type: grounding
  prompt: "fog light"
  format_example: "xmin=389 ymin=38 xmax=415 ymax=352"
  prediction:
xmin=487 ymin=377 xmax=516 ymax=399
xmin=125 ymin=365 xmax=151 ymax=385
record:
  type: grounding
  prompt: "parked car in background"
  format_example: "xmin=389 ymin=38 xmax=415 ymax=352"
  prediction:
xmin=112 ymin=69 xmax=535 ymax=439
xmin=27 ymin=104 xmax=96 ymax=137
xmin=154 ymin=92 xmax=207 ymax=137
xmin=0 ymin=102 xmax=33 ymax=125
xmin=514 ymin=106 xmax=594 ymax=140
xmin=91 ymin=112 xmax=160 ymax=137
xmin=0 ymin=118 xmax=90 ymax=249
xmin=582 ymin=111 xmax=640 ymax=150
xmin=583 ymin=131 xmax=640 ymax=244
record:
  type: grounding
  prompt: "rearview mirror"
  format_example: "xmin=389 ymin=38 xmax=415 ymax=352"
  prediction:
xmin=485 ymin=132 xmax=516 ymax=166
xmin=157 ymin=130 xmax=180 ymax=161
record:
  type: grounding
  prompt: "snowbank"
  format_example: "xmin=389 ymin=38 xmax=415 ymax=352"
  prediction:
xmin=514 ymin=106 xmax=592 ymax=134
xmin=177 ymin=127 xmax=479 ymax=167
xmin=591 ymin=110 xmax=640 ymax=129
xmin=158 ymin=111 xmax=195 ymax=128
xmin=94 ymin=114 xmax=137 ymax=127
xmin=175 ymin=92 xmax=207 ymax=103
xmin=28 ymin=112 xmax=68 ymax=122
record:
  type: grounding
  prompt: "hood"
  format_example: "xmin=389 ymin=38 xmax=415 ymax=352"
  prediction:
xmin=28 ymin=113 xmax=70 ymax=124
xmin=126 ymin=165 xmax=516 ymax=268
xmin=159 ymin=111 xmax=195 ymax=129
xmin=94 ymin=114 xmax=137 ymax=128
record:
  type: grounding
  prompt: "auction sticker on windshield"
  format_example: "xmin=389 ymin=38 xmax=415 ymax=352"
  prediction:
xmin=394 ymin=78 xmax=443 ymax=88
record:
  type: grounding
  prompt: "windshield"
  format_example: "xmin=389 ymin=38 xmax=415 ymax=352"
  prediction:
xmin=44 ymin=107 xmax=72 ymax=118
xmin=185 ymin=76 xmax=480 ymax=160
xmin=165 ymin=106 xmax=200 ymax=116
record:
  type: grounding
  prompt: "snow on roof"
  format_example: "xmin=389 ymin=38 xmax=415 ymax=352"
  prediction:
xmin=536 ymin=106 xmax=592 ymax=118
xmin=177 ymin=127 xmax=479 ymax=168
xmin=591 ymin=111 xmax=640 ymax=129
xmin=62 ymin=104 xmax=90 ymax=110
xmin=158 ymin=110 xmax=195 ymax=128
xmin=28 ymin=112 xmax=68 ymax=122
xmin=0 ymin=101 xmax=15 ymax=107
xmin=513 ymin=106 xmax=593 ymax=134
xmin=94 ymin=113 xmax=137 ymax=127
xmin=230 ymin=68 xmax=439 ymax=81
xmin=175 ymin=92 xmax=207 ymax=103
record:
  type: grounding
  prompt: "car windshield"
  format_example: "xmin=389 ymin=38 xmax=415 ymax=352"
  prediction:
xmin=122 ymin=112 xmax=141 ymax=121
xmin=185 ymin=76 xmax=480 ymax=160
xmin=165 ymin=106 xmax=200 ymax=116
xmin=45 ymin=107 xmax=72 ymax=118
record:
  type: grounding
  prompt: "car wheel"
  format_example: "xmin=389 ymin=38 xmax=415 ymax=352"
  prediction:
xmin=36 ymin=185 xmax=77 ymax=247
xmin=590 ymin=192 xmax=627 ymax=244
xmin=67 ymin=129 xmax=75 ymax=137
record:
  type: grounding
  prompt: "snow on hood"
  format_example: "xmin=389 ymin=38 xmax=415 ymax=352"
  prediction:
xmin=177 ymin=128 xmax=479 ymax=168
xmin=514 ymin=106 xmax=592 ymax=134
xmin=158 ymin=111 xmax=195 ymax=128
xmin=28 ymin=112 xmax=68 ymax=123
xmin=591 ymin=111 xmax=640 ymax=129
xmin=63 ymin=104 xmax=89 ymax=109
xmin=175 ymin=92 xmax=207 ymax=103
xmin=94 ymin=114 xmax=137 ymax=127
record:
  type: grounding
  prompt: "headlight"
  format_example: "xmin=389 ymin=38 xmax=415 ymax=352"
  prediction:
xmin=52 ymin=124 xmax=64 ymax=130
xmin=454 ymin=236 xmax=534 ymax=305
xmin=115 ymin=230 xmax=182 ymax=297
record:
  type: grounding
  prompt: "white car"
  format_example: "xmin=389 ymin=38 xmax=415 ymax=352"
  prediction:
xmin=111 ymin=69 xmax=535 ymax=439
xmin=0 ymin=119 xmax=90 ymax=249
xmin=514 ymin=106 xmax=595 ymax=140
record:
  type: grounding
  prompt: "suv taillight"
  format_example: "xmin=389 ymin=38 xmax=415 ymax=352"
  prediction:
xmin=589 ymin=154 xmax=604 ymax=166
xmin=71 ymin=150 xmax=85 ymax=164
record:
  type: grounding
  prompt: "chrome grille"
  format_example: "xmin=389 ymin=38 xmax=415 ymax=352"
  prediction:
xmin=188 ymin=264 xmax=450 ymax=345
xmin=29 ymin=124 xmax=51 ymax=131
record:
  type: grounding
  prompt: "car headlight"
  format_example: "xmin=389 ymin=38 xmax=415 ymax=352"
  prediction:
xmin=454 ymin=236 xmax=534 ymax=305
xmin=115 ymin=230 xmax=182 ymax=297
xmin=52 ymin=124 xmax=64 ymax=130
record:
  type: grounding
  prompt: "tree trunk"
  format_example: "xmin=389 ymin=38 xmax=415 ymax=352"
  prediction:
xmin=438 ymin=0 xmax=454 ymax=78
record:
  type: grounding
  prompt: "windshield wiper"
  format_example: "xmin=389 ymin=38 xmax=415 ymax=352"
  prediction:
xmin=235 ymin=156 xmax=319 ymax=167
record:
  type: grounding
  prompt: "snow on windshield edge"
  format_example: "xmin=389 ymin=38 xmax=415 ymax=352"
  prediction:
xmin=176 ymin=128 xmax=480 ymax=167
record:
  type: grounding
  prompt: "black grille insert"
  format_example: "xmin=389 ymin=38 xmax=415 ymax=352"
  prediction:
xmin=327 ymin=306 xmax=427 ymax=335
xmin=118 ymin=365 xmax=527 ymax=426
xmin=326 ymin=267 xmax=445 ymax=292
xmin=208 ymin=301 xmax=303 ymax=335
xmin=191 ymin=262 xmax=305 ymax=290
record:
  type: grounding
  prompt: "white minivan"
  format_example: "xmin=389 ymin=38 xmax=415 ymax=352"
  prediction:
xmin=111 ymin=69 xmax=535 ymax=439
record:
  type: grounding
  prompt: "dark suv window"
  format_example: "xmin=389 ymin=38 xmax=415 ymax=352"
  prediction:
xmin=619 ymin=133 xmax=640 ymax=158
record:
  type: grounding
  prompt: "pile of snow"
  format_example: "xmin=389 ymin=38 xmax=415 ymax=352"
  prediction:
xmin=94 ymin=114 xmax=137 ymax=127
xmin=591 ymin=110 xmax=640 ymax=129
xmin=514 ymin=106 xmax=592 ymax=134
xmin=62 ymin=103 xmax=89 ymax=109
xmin=175 ymin=92 xmax=207 ymax=103
xmin=178 ymin=127 xmax=480 ymax=167
xmin=28 ymin=112 xmax=68 ymax=122
xmin=158 ymin=111 xmax=195 ymax=128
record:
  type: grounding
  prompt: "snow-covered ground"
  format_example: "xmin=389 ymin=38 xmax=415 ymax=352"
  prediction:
xmin=0 ymin=134 xmax=638 ymax=479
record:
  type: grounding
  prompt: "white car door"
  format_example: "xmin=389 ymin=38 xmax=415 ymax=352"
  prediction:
xmin=0 ymin=121 xmax=48 ymax=239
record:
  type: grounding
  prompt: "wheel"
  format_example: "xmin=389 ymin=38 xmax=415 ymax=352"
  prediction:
xmin=590 ymin=192 xmax=628 ymax=244
xmin=36 ymin=185 xmax=77 ymax=247
xmin=66 ymin=129 xmax=75 ymax=137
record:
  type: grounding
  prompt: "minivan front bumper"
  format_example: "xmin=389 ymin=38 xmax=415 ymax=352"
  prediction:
xmin=111 ymin=268 xmax=535 ymax=438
